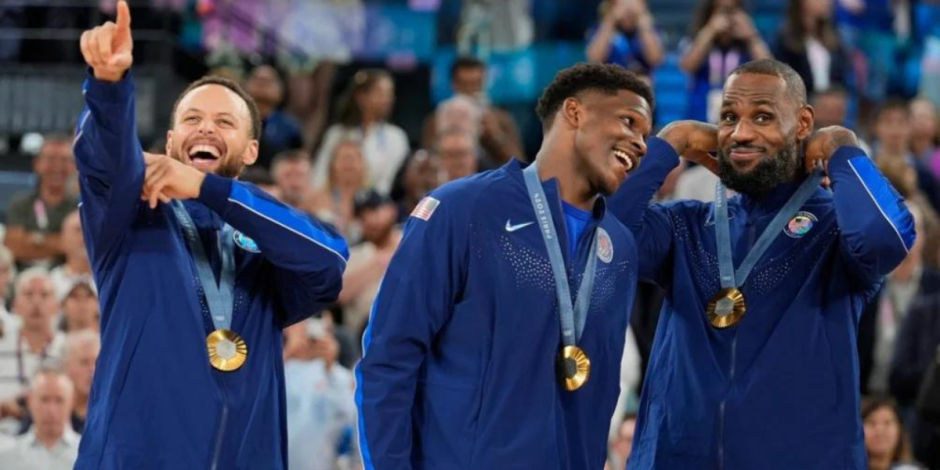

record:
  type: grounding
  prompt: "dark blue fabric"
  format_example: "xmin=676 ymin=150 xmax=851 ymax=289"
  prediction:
xmin=356 ymin=159 xmax=639 ymax=470
xmin=72 ymin=71 xmax=348 ymax=470
xmin=607 ymin=137 xmax=914 ymax=470
xmin=563 ymin=201 xmax=592 ymax=259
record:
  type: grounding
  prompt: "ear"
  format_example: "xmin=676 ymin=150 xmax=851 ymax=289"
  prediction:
xmin=243 ymin=140 xmax=260 ymax=166
xmin=561 ymin=97 xmax=584 ymax=129
xmin=165 ymin=130 xmax=173 ymax=155
xmin=796 ymin=103 xmax=815 ymax=142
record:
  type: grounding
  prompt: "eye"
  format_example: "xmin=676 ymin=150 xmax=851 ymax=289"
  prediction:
xmin=621 ymin=116 xmax=634 ymax=127
xmin=184 ymin=116 xmax=200 ymax=124
xmin=755 ymin=113 xmax=773 ymax=123
xmin=218 ymin=119 xmax=234 ymax=128
xmin=720 ymin=113 xmax=737 ymax=124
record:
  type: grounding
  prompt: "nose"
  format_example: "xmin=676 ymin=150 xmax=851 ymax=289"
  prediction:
xmin=730 ymin=120 xmax=756 ymax=144
xmin=197 ymin=119 xmax=217 ymax=135
xmin=631 ymin=134 xmax=648 ymax=157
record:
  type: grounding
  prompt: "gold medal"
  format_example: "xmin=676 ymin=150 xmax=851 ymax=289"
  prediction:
xmin=557 ymin=345 xmax=591 ymax=391
xmin=207 ymin=329 xmax=248 ymax=372
xmin=706 ymin=288 xmax=747 ymax=328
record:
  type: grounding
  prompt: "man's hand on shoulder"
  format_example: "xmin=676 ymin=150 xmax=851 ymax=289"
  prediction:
xmin=79 ymin=0 xmax=133 ymax=83
xmin=141 ymin=153 xmax=207 ymax=209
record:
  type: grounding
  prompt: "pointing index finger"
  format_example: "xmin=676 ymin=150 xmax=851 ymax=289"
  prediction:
xmin=116 ymin=1 xmax=131 ymax=35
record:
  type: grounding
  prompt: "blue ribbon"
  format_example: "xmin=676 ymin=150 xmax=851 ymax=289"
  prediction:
xmin=714 ymin=170 xmax=825 ymax=294
xmin=171 ymin=201 xmax=236 ymax=330
xmin=522 ymin=163 xmax=599 ymax=345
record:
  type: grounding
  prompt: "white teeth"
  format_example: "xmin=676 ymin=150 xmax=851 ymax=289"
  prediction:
xmin=614 ymin=149 xmax=633 ymax=170
xmin=189 ymin=144 xmax=220 ymax=158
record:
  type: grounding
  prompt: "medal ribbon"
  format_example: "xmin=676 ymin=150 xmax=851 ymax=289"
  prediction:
xmin=523 ymin=163 xmax=599 ymax=346
xmin=714 ymin=169 xmax=824 ymax=291
xmin=171 ymin=201 xmax=237 ymax=331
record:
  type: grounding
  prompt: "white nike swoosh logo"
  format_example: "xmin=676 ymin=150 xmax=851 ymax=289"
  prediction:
xmin=505 ymin=220 xmax=534 ymax=232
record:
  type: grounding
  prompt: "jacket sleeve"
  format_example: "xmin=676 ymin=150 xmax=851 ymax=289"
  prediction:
xmin=354 ymin=185 xmax=471 ymax=470
xmin=829 ymin=147 xmax=916 ymax=290
xmin=607 ymin=136 xmax=681 ymax=285
xmin=196 ymin=174 xmax=349 ymax=326
xmin=72 ymin=70 xmax=145 ymax=258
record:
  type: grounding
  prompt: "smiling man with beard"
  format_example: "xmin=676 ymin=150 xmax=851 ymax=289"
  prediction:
xmin=71 ymin=3 xmax=348 ymax=470
xmin=608 ymin=59 xmax=916 ymax=470
xmin=356 ymin=63 xmax=655 ymax=470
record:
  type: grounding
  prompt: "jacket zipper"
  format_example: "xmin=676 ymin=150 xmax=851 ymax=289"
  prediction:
xmin=209 ymin=384 xmax=230 ymax=470
xmin=719 ymin=222 xmax=752 ymax=469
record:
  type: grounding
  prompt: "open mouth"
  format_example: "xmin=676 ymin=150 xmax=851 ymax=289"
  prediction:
xmin=188 ymin=143 xmax=222 ymax=163
xmin=613 ymin=147 xmax=637 ymax=172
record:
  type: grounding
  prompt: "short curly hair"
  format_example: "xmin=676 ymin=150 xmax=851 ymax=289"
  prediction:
xmin=535 ymin=63 xmax=654 ymax=129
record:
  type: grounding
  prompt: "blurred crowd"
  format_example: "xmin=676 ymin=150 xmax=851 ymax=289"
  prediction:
xmin=0 ymin=0 xmax=940 ymax=469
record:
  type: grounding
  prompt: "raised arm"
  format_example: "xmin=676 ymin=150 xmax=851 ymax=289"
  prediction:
xmin=608 ymin=121 xmax=717 ymax=284
xmin=197 ymin=174 xmax=349 ymax=327
xmin=806 ymin=127 xmax=916 ymax=289
xmin=73 ymin=1 xmax=145 ymax=255
xmin=355 ymin=186 xmax=472 ymax=470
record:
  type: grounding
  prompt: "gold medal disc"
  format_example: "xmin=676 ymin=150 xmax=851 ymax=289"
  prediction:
xmin=706 ymin=288 xmax=747 ymax=328
xmin=207 ymin=329 xmax=248 ymax=372
xmin=557 ymin=345 xmax=591 ymax=391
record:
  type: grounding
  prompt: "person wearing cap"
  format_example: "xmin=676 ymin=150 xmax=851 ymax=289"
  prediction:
xmin=48 ymin=211 xmax=93 ymax=302
xmin=59 ymin=282 xmax=98 ymax=334
xmin=337 ymin=190 xmax=402 ymax=336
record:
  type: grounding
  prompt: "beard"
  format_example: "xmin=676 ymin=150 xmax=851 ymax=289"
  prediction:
xmin=169 ymin=147 xmax=245 ymax=178
xmin=718 ymin=138 xmax=803 ymax=198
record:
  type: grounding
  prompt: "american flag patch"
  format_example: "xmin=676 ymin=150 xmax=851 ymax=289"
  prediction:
xmin=411 ymin=196 xmax=440 ymax=221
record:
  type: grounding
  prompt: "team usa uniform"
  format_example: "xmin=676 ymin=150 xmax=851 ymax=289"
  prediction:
xmin=356 ymin=159 xmax=641 ymax=470
xmin=609 ymin=137 xmax=915 ymax=470
xmin=72 ymin=71 xmax=348 ymax=470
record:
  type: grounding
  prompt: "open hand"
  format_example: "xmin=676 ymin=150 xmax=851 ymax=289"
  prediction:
xmin=141 ymin=153 xmax=206 ymax=209
xmin=79 ymin=0 xmax=133 ymax=83
xmin=657 ymin=120 xmax=720 ymax=175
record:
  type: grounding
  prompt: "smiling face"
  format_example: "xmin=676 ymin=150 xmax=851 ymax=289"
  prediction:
xmin=167 ymin=84 xmax=259 ymax=178
xmin=569 ymin=89 xmax=652 ymax=196
xmin=717 ymin=73 xmax=814 ymax=197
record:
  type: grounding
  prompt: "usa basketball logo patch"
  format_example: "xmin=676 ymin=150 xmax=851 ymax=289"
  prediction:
xmin=785 ymin=211 xmax=817 ymax=238
xmin=596 ymin=228 xmax=613 ymax=263
xmin=411 ymin=197 xmax=440 ymax=221
xmin=233 ymin=230 xmax=261 ymax=253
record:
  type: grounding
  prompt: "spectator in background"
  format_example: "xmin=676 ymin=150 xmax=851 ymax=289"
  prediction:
xmin=775 ymin=0 xmax=850 ymax=94
xmin=890 ymin=272 xmax=940 ymax=468
xmin=337 ymin=190 xmax=401 ymax=337
xmin=436 ymin=127 xmax=480 ymax=182
xmin=59 ymin=282 xmax=98 ymax=334
xmin=61 ymin=330 xmax=98 ymax=434
xmin=392 ymin=150 xmax=445 ymax=225
xmin=3 ymin=136 xmax=78 ymax=269
xmin=270 ymin=150 xmax=315 ymax=211
xmin=239 ymin=166 xmax=281 ymax=200
xmin=48 ymin=212 xmax=92 ymax=302
xmin=859 ymin=202 xmax=935 ymax=396
xmin=862 ymin=396 xmax=924 ymax=470
xmin=314 ymin=69 xmax=409 ymax=196
xmin=679 ymin=0 xmax=771 ymax=122
xmin=421 ymin=57 xmax=525 ymax=166
xmin=585 ymin=0 xmax=664 ymax=75
xmin=309 ymin=140 xmax=368 ymax=242
xmin=283 ymin=316 xmax=361 ymax=470
xmin=812 ymin=86 xmax=850 ymax=128
xmin=871 ymin=99 xmax=940 ymax=214
xmin=0 ymin=268 xmax=65 ymax=418
xmin=0 ymin=247 xmax=17 ymax=332
xmin=0 ymin=369 xmax=79 ymax=470
xmin=909 ymin=98 xmax=940 ymax=171
xmin=606 ymin=413 xmax=638 ymax=470
xmin=244 ymin=64 xmax=304 ymax=170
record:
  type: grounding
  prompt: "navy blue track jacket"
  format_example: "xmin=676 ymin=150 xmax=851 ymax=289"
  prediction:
xmin=71 ymin=72 xmax=349 ymax=470
xmin=609 ymin=137 xmax=916 ymax=470
xmin=355 ymin=159 xmax=639 ymax=470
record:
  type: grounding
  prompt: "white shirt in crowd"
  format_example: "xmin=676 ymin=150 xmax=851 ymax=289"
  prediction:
xmin=47 ymin=267 xmax=94 ymax=302
xmin=285 ymin=359 xmax=361 ymax=470
xmin=0 ymin=324 xmax=66 ymax=402
xmin=313 ymin=123 xmax=410 ymax=196
xmin=0 ymin=428 xmax=80 ymax=470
